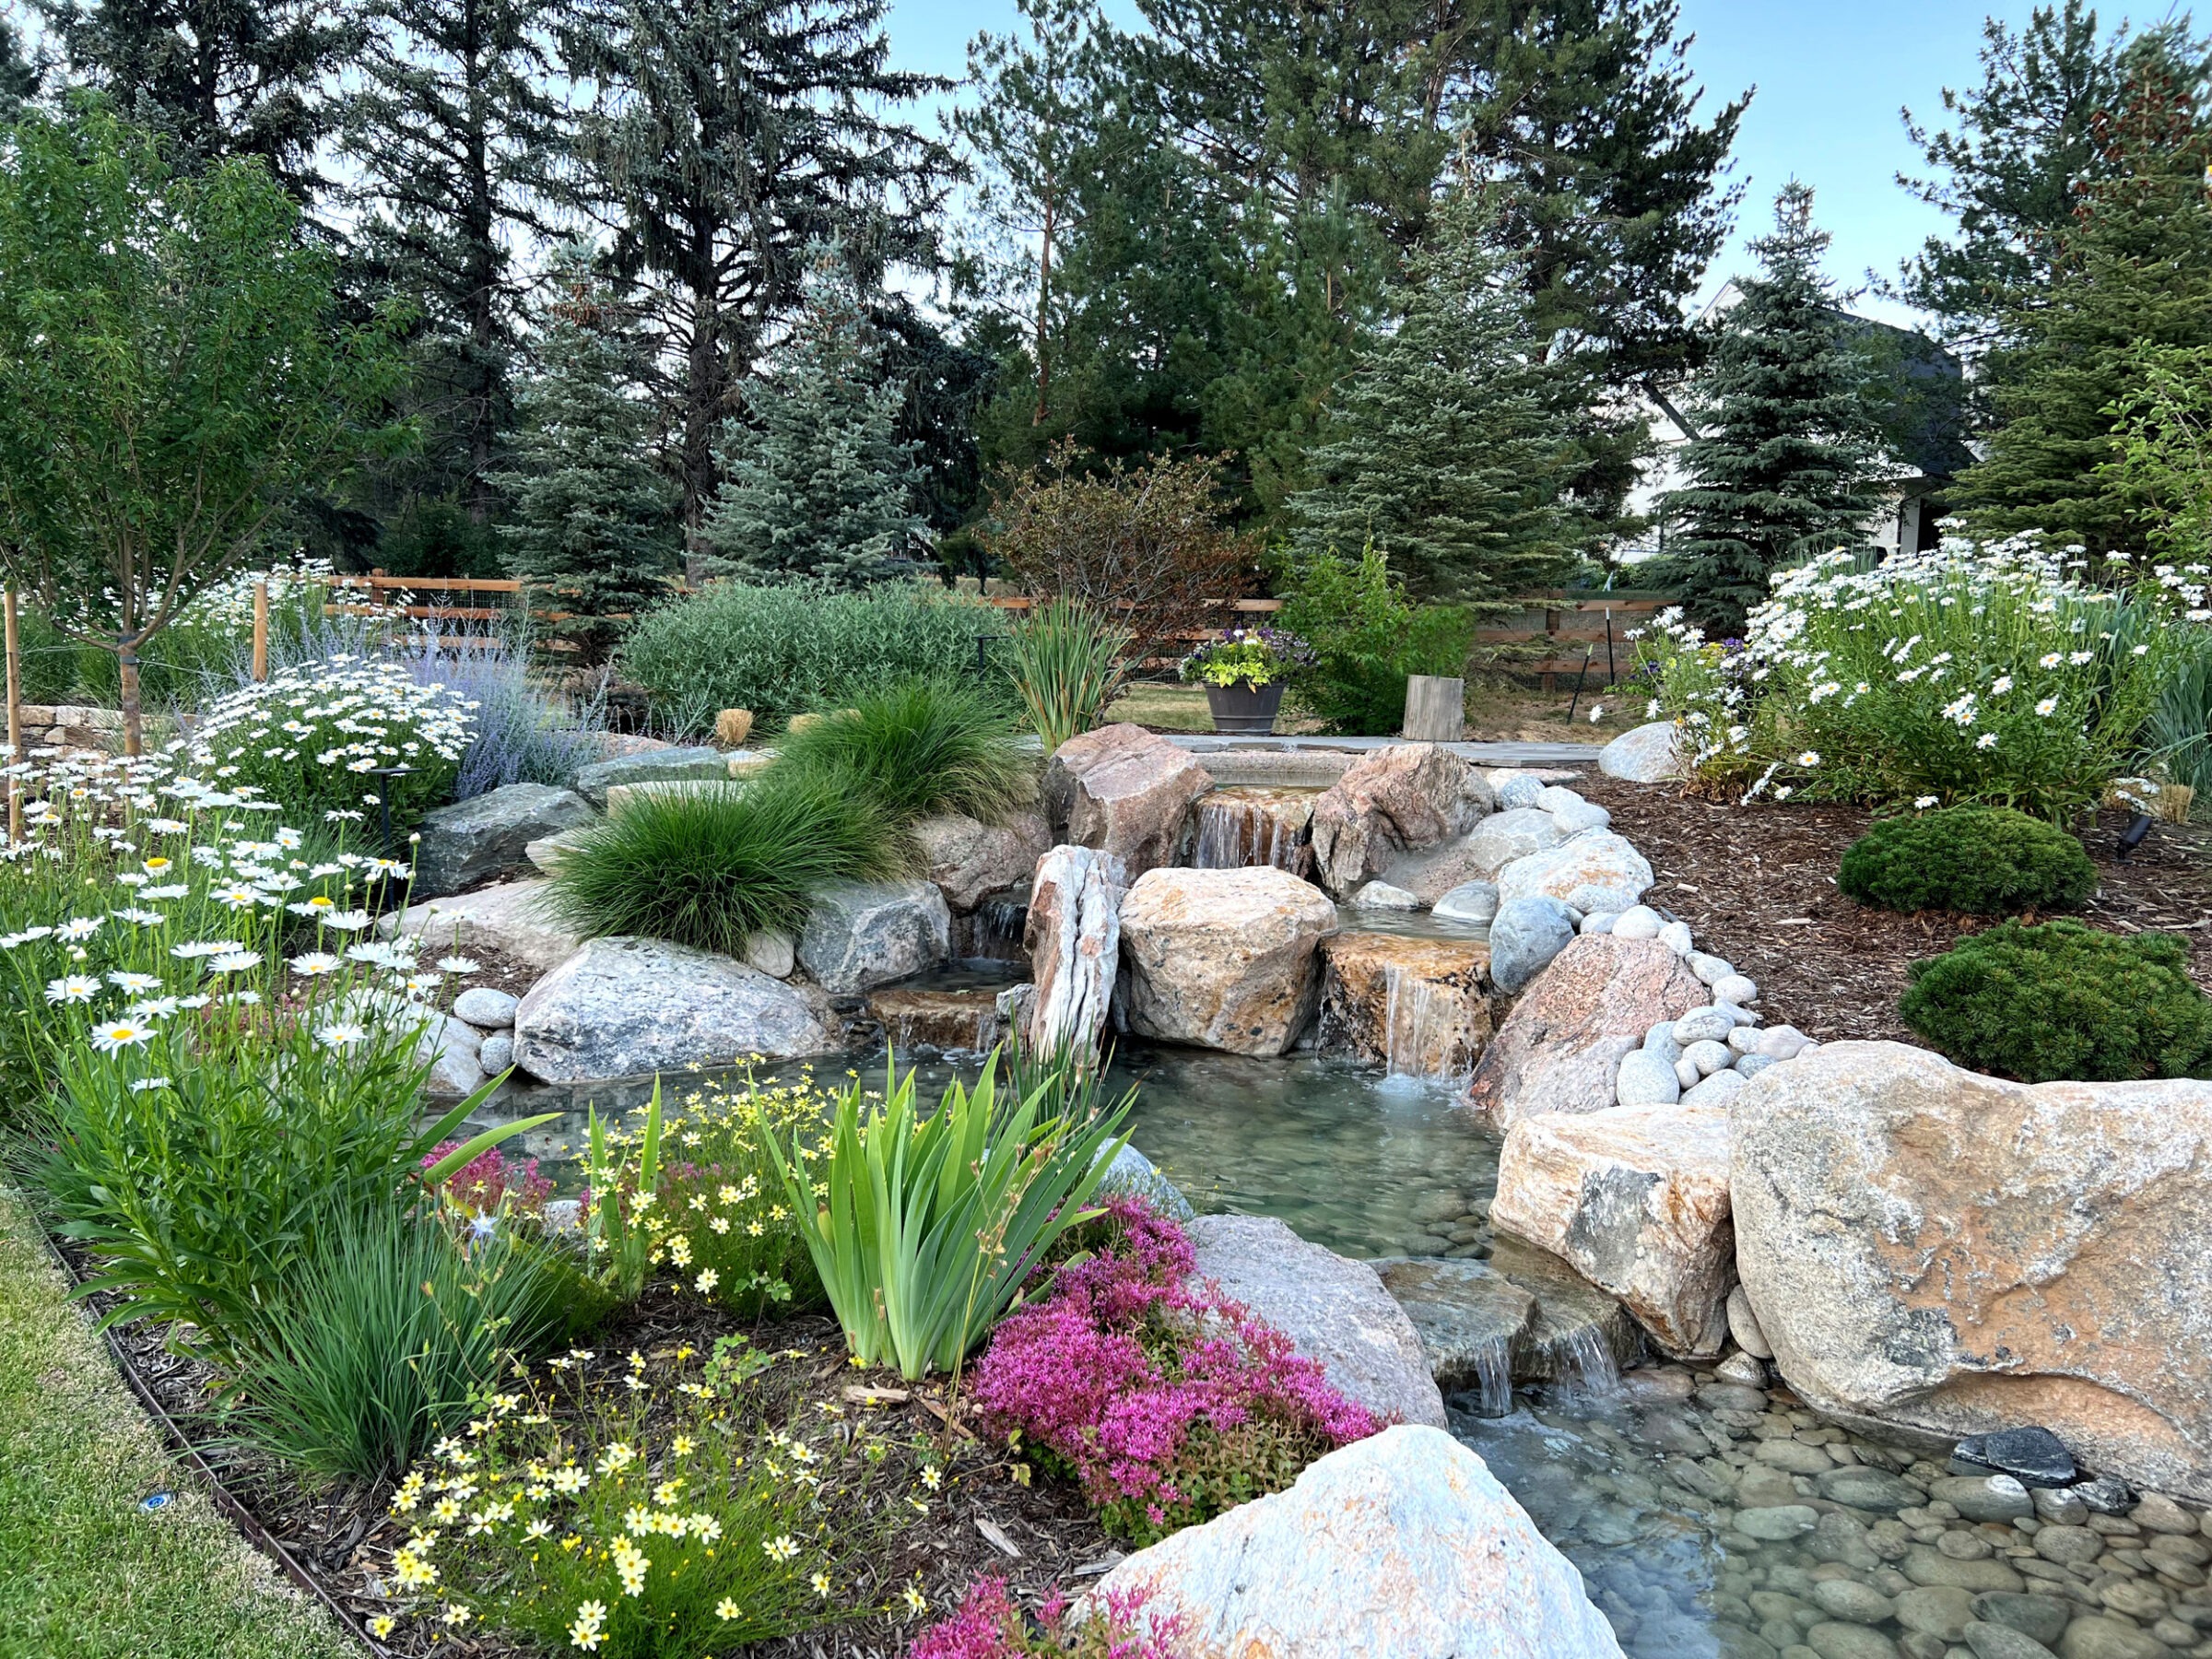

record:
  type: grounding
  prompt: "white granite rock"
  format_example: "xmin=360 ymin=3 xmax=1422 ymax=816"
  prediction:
xmin=453 ymin=986 xmax=520 ymax=1030
xmin=1431 ymin=880 xmax=1500 ymax=924
xmin=1672 ymin=1006 xmax=1734 ymax=1046
xmin=1349 ymin=879 xmax=1423 ymax=911
xmin=1596 ymin=721 xmax=1684 ymax=782
xmin=1756 ymin=1025 xmax=1811 ymax=1060
xmin=1610 ymin=904 xmax=1665 ymax=941
xmin=1488 ymin=770 xmax=1547 ymax=809
xmin=1643 ymin=1021 xmax=1683 ymax=1065
xmin=1657 ymin=920 xmax=1694 ymax=956
xmin=1682 ymin=1038 xmax=1733 ymax=1077
xmin=1551 ymin=798 xmax=1613 ymax=835
xmin=1680 ymin=1067 xmax=1747 ymax=1108
xmin=1615 ymin=1047 xmax=1682 ymax=1107
xmin=1712 ymin=972 xmax=1759 ymax=1007
xmin=1579 ymin=910 xmax=1618 ymax=935
xmin=1688 ymin=951 xmax=1735 ymax=986
xmin=742 ymin=929 xmax=796 ymax=979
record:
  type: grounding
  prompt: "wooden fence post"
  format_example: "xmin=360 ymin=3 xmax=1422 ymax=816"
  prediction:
xmin=252 ymin=580 xmax=269 ymax=682
xmin=4 ymin=590 xmax=20 ymax=843
xmin=1402 ymin=675 xmax=1465 ymax=743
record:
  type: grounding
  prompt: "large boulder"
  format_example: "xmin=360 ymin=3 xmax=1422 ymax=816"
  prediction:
xmin=1464 ymin=935 xmax=1707 ymax=1129
xmin=1185 ymin=1213 xmax=1445 ymax=1428
xmin=376 ymin=878 xmax=583 ymax=973
xmin=412 ymin=783 xmax=597 ymax=898
xmin=1041 ymin=724 xmax=1211 ymax=878
xmin=512 ymin=935 xmax=838 ymax=1082
xmin=1732 ymin=1041 xmax=2212 ymax=1500
xmin=912 ymin=810 xmax=1051 ymax=912
xmin=1308 ymin=744 xmax=1494 ymax=899
xmin=795 ymin=878 xmax=951 ymax=994
xmin=1496 ymin=830 xmax=1655 ymax=916
xmin=1317 ymin=934 xmax=1490 ymax=1079
xmin=1084 ymin=1425 xmax=1624 ymax=1658
xmin=1489 ymin=1102 xmax=1734 ymax=1359
xmin=1024 ymin=845 xmax=1126 ymax=1055
xmin=1118 ymin=866 xmax=1338 ymax=1057
xmin=1597 ymin=720 xmax=1685 ymax=782
xmin=570 ymin=746 xmax=729 ymax=810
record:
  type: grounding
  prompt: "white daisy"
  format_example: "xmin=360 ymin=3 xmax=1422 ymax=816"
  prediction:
xmin=289 ymin=952 xmax=344 ymax=977
xmin=89 ymin=1020 xmax=155 ymax=1053
xmin=44 ymin=976 xmax=100 ymax=1005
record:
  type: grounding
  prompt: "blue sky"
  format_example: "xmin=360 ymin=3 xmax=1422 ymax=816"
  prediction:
xmin=886 ymin=0 xmax=2085 ymax=330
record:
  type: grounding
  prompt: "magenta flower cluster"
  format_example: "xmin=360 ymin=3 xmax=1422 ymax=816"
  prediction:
xmin=970 ymin=1198 xmax=1378 ymax=1541
xmin=421 ymin=1140 xmax=554 ymax=1219
xmin=907 ymin=1574 xmax=1180 ymax=1659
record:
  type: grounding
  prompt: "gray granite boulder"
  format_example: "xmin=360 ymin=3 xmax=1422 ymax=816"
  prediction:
xmin=416 ymin=1011 xmax=487 ymax=1097
xmin=1598 ymin=721 xmax=1684 ymax=782
xmin=1497 ymin=830 xmax=1655 ymax=916
xmin=1432 ymin=879 xmax=1500 ymax=925
xmin=796 ymin=878 xmax=952 ymax=994
xmin=1488 ymin=896 xmax=1578 ymax=994
xmin=377 ymin=878 xmax=584 ymax=973
xmin=512 ymin=935 xmax=838 ymax=1081
xmin=413 ymin=783 xmax=597 ymax=898
xmin=453 ymin=985 xmax=519 ymax=1029
xmin=1092 ymin=1143 xmax=1196 ymax=1222
xmin=571 ymin=746 xmax=728 ymax=810
xmin=912 ymin=810 xmax=1051 ymax=912
xmin=1184 ymin=1212 xmax=1445 ymax=1427
xmin=1372 ymin=1257 xmax=1537 ymax=1404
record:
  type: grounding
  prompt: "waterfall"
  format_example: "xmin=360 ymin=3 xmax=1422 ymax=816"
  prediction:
xmin=1191 ymin=793 xmax=1310 ymax=877
xmin=1551 ymin=1326 xmax=1623 ymax=1394
xmin=1464 ymin=1334 xmax=1514 ymax=1418
xmin=1380 ymin=962 xmax=1465 ymax=1085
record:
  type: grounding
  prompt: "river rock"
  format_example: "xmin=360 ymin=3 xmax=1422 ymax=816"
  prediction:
xmin=477 ymin=1031 xmax=513 ymax=1074
xmin=1614 ymin=1047 xmax=1682 ymax=1107
xmin=1042 ymin=724 xmax=1212 ymax=879
xmin=1024 ymin=844 xmax=1125 ymax=1055
xmin=1969 ymin=1593 xmax=2072 ymax=1647
xmin=1931 ymin=1475 xmax=2034 ymax=1523
xmin=1083 ymin=1424 xmax=1624 ymax=1658
xmin=1318 ymin=934 xmax=1491 ymax=1078
xmin=453 ymin=986 xmax=519 ymax=1029
xmin=1962 ymin=1626 xmax=2059 ymax=1659
xmin=1349 ymin=879 xmax=1423 ymax=910
xmin=1489 ymin=1102 xmax=1734 ymax=1358
xmin=1489 ymin=896 xmax=1579 ymax=994
xmin=1119 ymin=866 xmax=1338 ymax=1057
xmin=412 ymin=782 xmax=598 ymax=898
xmin=1730 ymin=1041 xmax=2212 ymax=1500
xmin=1432 ymin=880 xmax=1500 ymax=924
xmin=1728 ymin=1283 xmax=1772 ymax=1359
xmin=1598 ymin=721 xmax=1685 ymax=782
xmin=796 ymin=878 xmax=952 ymax=994
xmin=1308 ymin=743 xmax=1494 ymax=899
xmin=512 ymin=935 xmax=838 ymax=1081
xmin=1184 ymin=1214 xmax=1445 ymax=1428
xmin=1817 ymin=1465 xmax=1923 ymax=1513
xmin=1465 ymin=935 xmax=1709 ymax=1129
xmin=912 ymin=810 xmax=1051 ymax=912
xmin=743 ymin=929 xmax=796 ymax=978
xmin=1497 ymin=830 xmax=1655 ymax=916
xmin=377 ymin=877 xmax=584 ymax=972
xmin=571 ymin=746 xmax=728 ymax=810
xmin=1372 ymin=1257 xmax=1537 ymax=1405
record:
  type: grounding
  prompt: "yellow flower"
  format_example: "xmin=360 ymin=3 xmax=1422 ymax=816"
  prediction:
xmin=369 ymin=1616 xmax=395 ymax=1639
xmin=716 ymin=1597 xmax=740 ymax=1620
xmin=901 ymin=1583 xmax=929 ymax=1616
xmin=763 ymin=1534 xmax=800 ymax=1563
xmin=671 ymin=1436 xmax=695 ymax=1457
xmin=811 ymin=1571 xmax=832 ymax=1597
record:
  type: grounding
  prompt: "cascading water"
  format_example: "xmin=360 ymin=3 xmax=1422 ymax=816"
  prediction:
xmin=1463 ymin=1334 xmax=1515 ymax=1418
xmin=1549 ymin=1326 xmax=1623 ymax=1394
xmin=1190 ymin=790 xmax=1313 ymax=877
xmin=1378 ymin=961 xmax=1469 ymax=1089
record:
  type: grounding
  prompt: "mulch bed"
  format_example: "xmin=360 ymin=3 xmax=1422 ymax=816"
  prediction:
xmin=68 ymin=1255 xmax=1116 ymax=1657
xmin=1575 ymin=775 xmax=2212 ymax=1043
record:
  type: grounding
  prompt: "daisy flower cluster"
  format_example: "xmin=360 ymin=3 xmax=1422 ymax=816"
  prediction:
xmin=1631 ymin=535 xmax=2187 ymax=816
xmin=372 ymin=1337 xmax=881 ymax=1655
xmin=187 ymin=655 xmax=475 ymax=830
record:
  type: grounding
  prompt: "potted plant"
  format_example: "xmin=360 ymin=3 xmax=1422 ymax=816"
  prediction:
xmin=1178 ymin=626 xmax=1315 ymax=734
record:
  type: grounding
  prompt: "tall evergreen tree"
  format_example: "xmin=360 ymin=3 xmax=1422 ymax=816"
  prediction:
xmin=1951 ymin=53 xmax=2212 ymax=554
xmin=0 ymin=18 xmax=44 ymax=120
xmin=1659 ymin=183 xmax=1886 ymax=635
xmin=345 ymin=0 xmax=568 ymax=531
xmin=1286 ymin=191 xmax=1577 ymax=608
xmin=702 ymin=249 xmax=927 ymax=588
xmin=562 ymin=0 xmax=953 ymax=556
xmin=30 ymin=0 xmax=359 ymax=203
xmin=493 ymin=252 xmax=680 ymax=660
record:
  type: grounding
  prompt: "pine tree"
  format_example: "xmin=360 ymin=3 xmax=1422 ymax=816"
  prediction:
xmin=562 ymin=0 xmax=953 ymax=557
xmin=1285 ymin=191 xmax=1577 ymax=608
xmin=493 ymin=253 xmax=680 ymax=660
xmin=1951 ymin=53 xmax=2212 ymax=554
xmin=345 ymin=0 xmax=568 ymax=529
xmin=702 ymin=249 xmax=926 ymax=588
xmin=0 ymin=18 xmax=43 ymax=119
xmin=1658 ymin=183 xmax=1887 ymax=636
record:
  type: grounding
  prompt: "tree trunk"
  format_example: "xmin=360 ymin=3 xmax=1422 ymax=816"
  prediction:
xmin=117 ymin=638 xmax=144 ymax=759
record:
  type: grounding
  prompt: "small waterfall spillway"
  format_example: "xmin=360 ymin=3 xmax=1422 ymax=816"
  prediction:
xmin=1380 ymin=959 xmax=1465 ymax=1087
xmin=1189 ymin=788 xmax=1318 ymax=877
xmin=1319 ymin=933 xmax=1492 ymax=1085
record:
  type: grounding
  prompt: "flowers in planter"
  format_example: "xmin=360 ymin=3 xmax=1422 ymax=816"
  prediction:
xmin=971 ymin=1198 xmax=1378 ymax=1547
xmin=1175 ymin=627 xmax=1314 ymax=689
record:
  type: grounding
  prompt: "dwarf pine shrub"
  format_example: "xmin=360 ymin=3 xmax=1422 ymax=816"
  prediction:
xmin=1839 ymin=806 xmax=2097 ymax=914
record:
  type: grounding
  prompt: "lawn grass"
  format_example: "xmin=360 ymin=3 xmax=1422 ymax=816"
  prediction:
xmin=0 ymin=1184 xmax=353 ymax=1659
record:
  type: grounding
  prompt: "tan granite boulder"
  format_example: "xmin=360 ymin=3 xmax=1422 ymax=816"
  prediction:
xmin=1041 ymin=724 xmax=1211 ymax=878
xmin=1308 ymin=743 xmax=1494 ymax=899
xmin=1732 ymin=1041 xmax=2212 ymax=1500
xmin=912 ymin=809 xmax=1051 ymax=912
xmin=1490 ymin=1102 xmax=1734 ymax=1359
xmin=1118 ymin=866 xmax=1338 ymax=1056
xmin=1464 ymin=935 xmax=1706 ymax=1128
xmin=1319 ymin=933 xmax=1491 ymax=1079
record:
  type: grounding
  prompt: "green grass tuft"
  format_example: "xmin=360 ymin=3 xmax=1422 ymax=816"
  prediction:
xmin=775 ymin=676 xmax=1035 ymax=826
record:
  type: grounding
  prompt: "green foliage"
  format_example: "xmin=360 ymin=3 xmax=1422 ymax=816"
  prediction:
xmin=1900 ymin=918 xmax=2212 ymax=1083
xmin=1838 ymin=806 xmax=2097 ymax=915
xmin=2146 ymin=625 xmax=2212 ymax=800
xmin=0 ymin=100 xmax=406 ymax=750
xmin=226 ymin=1202 xmax=576 ymax=1486
xmin=1002 ymin=595 xmax=1133 ymax=753
xmin=1286 ymin=191 xmax=1580 ymax=606
xmin=544 ymin=771 xmax=903 ymax=957
xmin=578 ymin=1082 xmax=668 ymax=1305
xmin=766 ymin=1051 xmax=1131 ymax=1380
xmin=777 ymin=677 xmax=1031 ymax=827
xmin=1657 ymin=182 xmax=1888 ymax=637
xmin=618 ymin=580 xmax=995 ymax=735
xmin=2111 ymin=342 xmax=2212 ymax=566
xmin=703 ymin=248 xmax=929 ymax=587
xmin=1274 ymin=544 xmax=1469 ymax=735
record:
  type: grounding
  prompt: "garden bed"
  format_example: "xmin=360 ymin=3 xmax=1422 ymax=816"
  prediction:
xmin=1577 ymin=773 xmax=2212 ymax=1042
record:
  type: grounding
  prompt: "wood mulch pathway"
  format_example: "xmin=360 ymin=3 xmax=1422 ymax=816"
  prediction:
xmin=1574 ymin=776 xmax=2212 ymax=1044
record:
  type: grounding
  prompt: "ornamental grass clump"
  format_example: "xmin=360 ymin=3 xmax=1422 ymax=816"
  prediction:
xmin=1838 ymin=806 xmax=2098 ymax=914
xmin=774 ymin=677 xmax=1033 ymax=827
xmin=1900 ymin=919 xmax=2212 ymax=1083
xmin=971 ymin=1198 xmax=1380 ymax=1546
xmin=1002 ymin=596 xmax=1133 ymax=753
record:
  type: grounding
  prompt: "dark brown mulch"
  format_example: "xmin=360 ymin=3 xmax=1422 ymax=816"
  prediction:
xmin=76 ymin=1263 xmax=1115 ymax=1658
xmin=1573 ymin=776 xmax=2212 ymax=1044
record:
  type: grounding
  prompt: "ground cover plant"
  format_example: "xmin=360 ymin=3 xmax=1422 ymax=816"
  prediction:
xmin=909 ymin=1574 xmax=1180 ymax=1659
xmin=1900 ymin=918 xmax=2212 ymax=1082
xmin=971 ymin=1197 xmax=1379 ymax=1546
xmin=1837 ymin=806 xmax=2098 ymax=914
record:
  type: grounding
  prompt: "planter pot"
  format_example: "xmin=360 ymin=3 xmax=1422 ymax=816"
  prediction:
xmin=1206 ymin=678 xmax=1286 ymax=735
